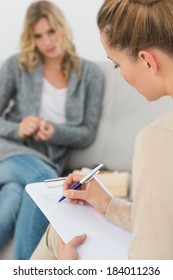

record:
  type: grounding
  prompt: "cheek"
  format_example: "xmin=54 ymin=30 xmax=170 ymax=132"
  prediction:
xmin=34 ymin=41 xmax=42 ymax=51
xmin=120 ymin=68 xmax=136 ymax=87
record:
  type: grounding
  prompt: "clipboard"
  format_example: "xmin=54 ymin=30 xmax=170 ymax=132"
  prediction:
xmin=26 ymin=181 xmax=131 ymax=260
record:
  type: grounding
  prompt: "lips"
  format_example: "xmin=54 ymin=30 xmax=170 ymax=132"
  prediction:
xmin=46 ymin=47 xmax=56 ymax=53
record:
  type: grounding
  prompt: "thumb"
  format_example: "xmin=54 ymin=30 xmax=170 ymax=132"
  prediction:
xmin=68 ymin=234 xmax=87 ymax=248
xmin=57 ymin=234 xmax=65 ymax=247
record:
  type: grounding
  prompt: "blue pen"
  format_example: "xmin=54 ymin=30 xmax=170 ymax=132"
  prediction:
xmin=58 ymin=163 xmax=104 ymax=202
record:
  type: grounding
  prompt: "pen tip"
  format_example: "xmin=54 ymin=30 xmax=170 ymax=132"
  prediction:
xmin=58 ymin=196 xmax=65 ymax=202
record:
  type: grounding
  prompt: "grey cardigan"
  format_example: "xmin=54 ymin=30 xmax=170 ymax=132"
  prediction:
xmin=0 ymin=55 xmax=104 ymax=174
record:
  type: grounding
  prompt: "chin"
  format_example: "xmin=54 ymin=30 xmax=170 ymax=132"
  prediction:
xmin=44 ymin=53 xmax=59 ymax=60
xmin=138 ymin=90 xmax=159 ymax=101
xmin=145 ymin=95 xmax=161 ymax=102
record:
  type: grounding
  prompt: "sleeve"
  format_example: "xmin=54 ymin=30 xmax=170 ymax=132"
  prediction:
xmin=105 ymin=197 xmax=132 ymax=231
xmin=0 ymin=56 xmax=21 ymax=141
xmin=128 ymin=125 xmax=173 ymax=259
xmin=48 ymin=62 xmax=104 ymax=148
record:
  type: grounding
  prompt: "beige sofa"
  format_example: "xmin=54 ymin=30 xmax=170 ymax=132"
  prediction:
xmin=0 ymin=61 xmax=172 ymax=260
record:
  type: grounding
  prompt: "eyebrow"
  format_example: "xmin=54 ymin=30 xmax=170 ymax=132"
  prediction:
xmin=33 ymin=27 xmax=55 ymax=36
xmin=33 ymin=33 xmax=41 ymax=38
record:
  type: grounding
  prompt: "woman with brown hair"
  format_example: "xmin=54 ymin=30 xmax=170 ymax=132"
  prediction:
xmin=31 ymin=0 xmax=173 ymax=260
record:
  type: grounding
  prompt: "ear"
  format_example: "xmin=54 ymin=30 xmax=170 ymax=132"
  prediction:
xmin=138 ymin=50 xmax=158 ymax=73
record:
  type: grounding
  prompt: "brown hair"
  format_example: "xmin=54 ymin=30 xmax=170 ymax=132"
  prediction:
xmin=19 ymin=0 xmax=81 ymax=80
xmin=97 ymin=0 xmax=173 ymax=58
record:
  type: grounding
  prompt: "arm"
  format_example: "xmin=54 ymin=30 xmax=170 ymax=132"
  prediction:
xmin=55 ymin=172 xmax=131 ymax=259
xmin=129 ymin=123 xmax=173 ymax=259
xmin=105 ymin=197 xmax=132 ymax=231
xmin=0 ymin=57 xmax=44 ymax=142
xmin=63 ymin=172 xmax=132 ymax=230
xmin=31 ymin=172 xmax=131 ymax=260
xmin=0 ymin=56 xmax=21 ymax=141
xmin=63 ymin=173 xmax=112 ymax=216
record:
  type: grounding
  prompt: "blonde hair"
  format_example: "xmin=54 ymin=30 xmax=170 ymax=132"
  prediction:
xmin=97 ymin=0 xmax=173 ymax=58
xmin=19 ymin=0 xmax=81 ymax=80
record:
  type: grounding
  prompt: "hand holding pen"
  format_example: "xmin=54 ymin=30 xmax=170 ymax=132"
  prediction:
xmin=58 ymin=164 xmax=104 ymax=202
xmin=61 ymin=164 xmax=113 ymax=216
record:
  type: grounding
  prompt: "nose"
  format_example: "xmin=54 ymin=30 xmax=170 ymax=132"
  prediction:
xmin=43 ymin=34 xmax=51 ymax=46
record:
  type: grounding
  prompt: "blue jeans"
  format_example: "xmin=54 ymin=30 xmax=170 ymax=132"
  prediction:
xmin=0 ymin=154 xmax=58 ymax=259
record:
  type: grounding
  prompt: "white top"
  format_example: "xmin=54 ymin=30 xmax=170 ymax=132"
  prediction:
xmin=40 ymin=78 xmax=67 ymax=124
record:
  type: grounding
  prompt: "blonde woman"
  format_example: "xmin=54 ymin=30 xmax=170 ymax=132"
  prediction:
xmin=0 ymin=1 xmax=104 ymax=259
xmin=32 ymin=0 xmax=173 ymax=260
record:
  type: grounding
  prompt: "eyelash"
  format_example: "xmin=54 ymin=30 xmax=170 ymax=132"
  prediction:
xmin=113 ymin=64 xmax=119 ymax=70
xmin=34 ymin=34 xmax=41 ymax=39
xmin=33 ymin=29 xmax=56 ymax=39
xmin=48 ymin=29 xmax=55 ymax=35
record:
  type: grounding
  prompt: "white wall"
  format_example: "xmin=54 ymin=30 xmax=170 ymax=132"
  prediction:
xmin=0 ymin=0 xmax=106 ymax=61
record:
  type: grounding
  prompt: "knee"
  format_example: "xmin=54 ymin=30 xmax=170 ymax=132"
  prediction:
xmin=0 ymin=182 xmax=23 ymax=205
xmin=35 ymin=166 xmax=58 ymax=182
xmin=6 ymin=182 xmax=24 ymax=196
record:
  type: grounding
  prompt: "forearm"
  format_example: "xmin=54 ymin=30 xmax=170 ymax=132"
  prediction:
xmin=49 ymin=123 xmax=95 ymax=148
xmin=0 ymin=118 xmax=22 ymax=142
xmin=105 ymin=197 xmax=132 ymax=231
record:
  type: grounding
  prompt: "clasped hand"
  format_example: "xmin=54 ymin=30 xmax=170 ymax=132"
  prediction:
xmin=18 ymin=115 xmax=54 ymax=141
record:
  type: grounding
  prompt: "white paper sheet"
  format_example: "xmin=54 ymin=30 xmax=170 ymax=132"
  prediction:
xmin=26 ymin=181 xmax=132 ymax=260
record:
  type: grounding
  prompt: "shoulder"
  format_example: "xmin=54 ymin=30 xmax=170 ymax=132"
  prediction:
xmin=1 ymin=54 xmax=43 ymax=74
xmin=80 ymin=58 xmax=104 ymax=79
xmin=135 ymin=109 xmax=173 ymax=151
xmin=0 ymin=54 xmax=20 ymax=73
xmin=2 ymin=54 xmax=19 ymax=67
